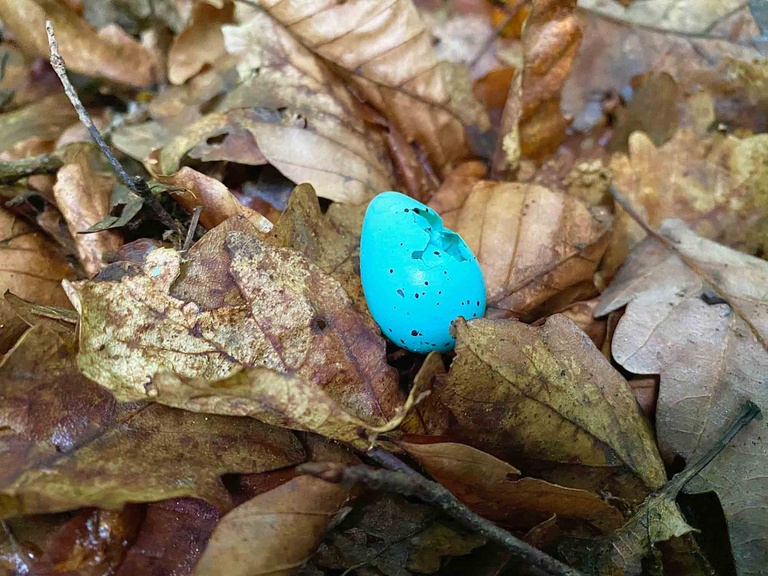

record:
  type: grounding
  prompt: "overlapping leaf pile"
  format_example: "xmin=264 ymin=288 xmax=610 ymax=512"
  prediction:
xmin=1 ymin=0 xmax=767 ymax=575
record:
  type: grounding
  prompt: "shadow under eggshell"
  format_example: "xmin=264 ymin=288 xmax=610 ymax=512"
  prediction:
xmin=360 ymin=191 xmax=486 ymax=353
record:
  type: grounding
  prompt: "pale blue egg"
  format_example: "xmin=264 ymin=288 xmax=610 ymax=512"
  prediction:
xmin=360 ymin=191 xmax=486 ymax=353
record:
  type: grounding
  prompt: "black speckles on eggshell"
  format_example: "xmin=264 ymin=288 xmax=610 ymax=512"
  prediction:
xmin=411 ymin=330 xmax=419 ymax=336
xmin=414 ymin=293 xmax=420 ymax=298
xmin=397 ymin=289 xmax=405 ymax=297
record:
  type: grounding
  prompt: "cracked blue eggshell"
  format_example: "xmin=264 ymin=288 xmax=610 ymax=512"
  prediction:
xmin=360 ymin=191 xmax=486 ymax=353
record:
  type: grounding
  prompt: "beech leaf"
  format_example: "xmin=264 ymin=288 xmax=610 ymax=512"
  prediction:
xmin=434 ymin=316 xmax=666 ymax=490
xmin=596 ymin=219 xmax=768 ymax=576
xmin=430 ymin=180 xmax=611 ymax=318
xmin=255 ymin=0 xmax=490 ymax=176
xmin=193 ymin=475 xmax=350 ymax=576
xmin=67 ymin=226 xmax=402 ymax=424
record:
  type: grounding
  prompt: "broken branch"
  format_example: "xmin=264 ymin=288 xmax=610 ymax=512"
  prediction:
xmin=0 ymin=153 xmax=63 ymax=184
xmin=298 ymin=461 xmax=587 ymax=576
xmin=45 ymin=20 xmax=181 ymax=235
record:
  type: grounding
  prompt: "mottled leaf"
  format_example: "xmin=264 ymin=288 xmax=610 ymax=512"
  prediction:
xmin=435 ymin=316 xmax=666 ymax=489
xmin=0 ymin=321 xmax=305 ymax=517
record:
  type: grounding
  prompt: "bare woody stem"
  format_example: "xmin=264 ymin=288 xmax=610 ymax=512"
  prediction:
xmin=45 ymin=21 xmax=181 ymax=235
xmin=0 ymin=153 xmax=63 ymax=184
xmin=298 ymin=461 xmax=588 ymax=576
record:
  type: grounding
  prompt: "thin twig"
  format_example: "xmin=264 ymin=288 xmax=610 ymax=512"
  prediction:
xmin=45 ymin=21 xmax=181 ymax=235
xmin=366 ymin=446 xmax=419 ymax=476
xmin=664 ymin=400 xmax=760 ymax=497
xmin=298 ymin=462 xmax=587 ymax=576
xmin=0 ymin=153 xmax=63 ymax=184
xmin=181 ymin=206 xmax=203 ymax=253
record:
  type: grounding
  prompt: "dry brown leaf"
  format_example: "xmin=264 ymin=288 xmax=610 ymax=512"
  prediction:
xmin=272 ymin=184 xmax=369 ymax=320
xmin=435 ymin=316 xmax=666 ymax=490
xmin=564 ymin=0 xmax=760 ymax=128
xmin=0 ymin=320 xmax=306 ymax=517
xmin=0 ymin=0 xmax=153 ymax=87
xmin=605 ymin=129 xmax=768 ymax=275
xmin=193 ymin=475 xmax=349 ymax=576
xmin=401 ymin=441 xmax=624 ymax=532
xmin=67 ymin=229 xmax=402 ymax=424
xmin=52 ymin=147 xmax=122 ymax=277
xmin=153 ymin=368 xmax=373 ymax=445
xmin=596 ymin=219 xmax=768 ymax=576
xmin=430 ymin=180 xmax=611 ymax=318
xmin=168 ymin=1 xmax=234 ymax=85
xmin=256 ymin=0 xmax=490 ymax=177
xmin=154 ymin=166 xmax=273 ymax=230
xmin=0 ymin=206 xmax=73 ymax=308
xmin=493 ymin=0 xmax=582 ymax=174
xmin=0 ymin=94 xmax=78 ymax=152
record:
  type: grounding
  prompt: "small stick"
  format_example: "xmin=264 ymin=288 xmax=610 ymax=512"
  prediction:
xmin=45 ymin=21 xmax=181 ymax=235
xmin=664 ymin=401 xmax=760 ymax=497
xmin=366 ymin=446 xmax=419 ymax=476
xmin=181 ymin=206 xmax=203 ymax=253
xmin=298 ymin=462 xmax=588 ymax=576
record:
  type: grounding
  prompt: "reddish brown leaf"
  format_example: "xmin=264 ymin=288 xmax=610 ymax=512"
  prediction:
xmin=401 ymin=441 xmax=624 ymax=532
xmin=52 ymin=146 xmax=122 ymax=277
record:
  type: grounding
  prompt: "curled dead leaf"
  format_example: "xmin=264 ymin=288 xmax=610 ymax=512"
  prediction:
xmin=52 ymin=146 xmax=122 ymax=277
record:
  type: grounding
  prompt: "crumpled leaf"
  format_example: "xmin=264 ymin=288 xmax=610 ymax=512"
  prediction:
xmin=0 ymin=320 xmax=306 ymax=517
xmin=52 ymin=145 xmax=122 ymax=277
xmin=255 ymin=0 xmax=490 ymax=177
xmin=565 ymin=0 xmax=760 ymax=130
xmin=400 ymin=441 xmax=624 ymax=532
xmin=493 ymin=0 xmax=582 ymax=174
xmin=605 ymin=129 xmax=768 ymax=274
xmin=434 ymin=316 xmax=666 ymax=490
xmin=67 ymin=227 xmax=402 ymax=424
xmin=168 ymin=1 xmax=234 ymax=85
xmin=314 ymin=493 xmax=484 ymax=576
xmin=149 ymin=9 xmax=396 ymax=204
xmin=430 ymin=180 xmax=611 ymax=318
xmin=83 ymin=183 xmax=144 ymax=234
xmin=193 ymin=475 xmax=350 ymax=576
xmin=0 ymin=0 xmax=153 ymax=87
xmin=0 ymin=206 xmax=73 ymax=308
xmin=596 ymin=219 xmax=768 ymax=576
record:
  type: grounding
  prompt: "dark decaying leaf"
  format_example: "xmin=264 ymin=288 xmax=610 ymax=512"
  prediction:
xmin=313 ymin=492 xmax=485 ymax=576
xmin=596 ymin=219 xmax=768 ymax=576
xmin=0 ymin=320 xmax=305 ymax=517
